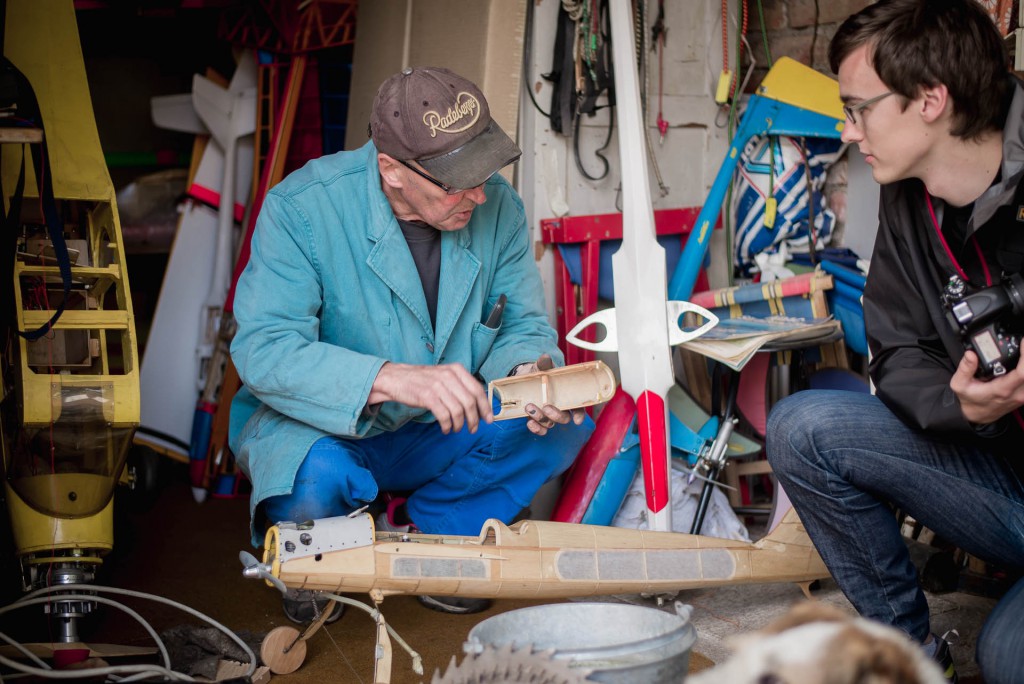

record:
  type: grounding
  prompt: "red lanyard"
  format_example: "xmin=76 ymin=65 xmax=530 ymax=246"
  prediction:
xmin=924 ymin=192 xmax=992 ymax=286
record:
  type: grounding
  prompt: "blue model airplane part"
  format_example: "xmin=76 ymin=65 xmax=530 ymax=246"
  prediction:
xmin=696 ymin=415 xmax=720 ymax=442
xmin=668 ymin=411 xmax=709 ymax=458
xmin=579 ymin=418 xmax=722 ymax=527
xmin=580 ymin=442 xmax=641 ymax=526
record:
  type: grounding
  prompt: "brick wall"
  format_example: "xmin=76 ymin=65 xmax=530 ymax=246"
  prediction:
xmin=736 ymin=0 xmax=1017 ymax=254
xmin=736 ymin=0 xmax=874 ymax=252
xmin=747 ymin=0 xmax=1017 ymax=79
xmin=743 ymin=0 xmax=874 ymax=82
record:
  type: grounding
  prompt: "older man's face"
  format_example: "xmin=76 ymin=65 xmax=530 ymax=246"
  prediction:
xmin=391 ymin=160 xmax=489 ymax=231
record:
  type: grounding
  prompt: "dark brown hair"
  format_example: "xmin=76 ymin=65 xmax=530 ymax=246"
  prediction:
xmin=828 ymin=0 xmax=1010 ymax=140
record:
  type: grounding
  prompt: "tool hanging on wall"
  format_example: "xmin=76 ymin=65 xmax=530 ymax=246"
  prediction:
xmin=633 ymin=0 xmax=669 ymax=196
xmin=652 ymin=0 xmax=669 ymax=143
xmin=545 ymin=0 xmax=614 ymax=181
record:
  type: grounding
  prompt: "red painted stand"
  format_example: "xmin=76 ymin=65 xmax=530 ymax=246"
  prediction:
xmin=540 ymin=207 xmax=715 ymax=366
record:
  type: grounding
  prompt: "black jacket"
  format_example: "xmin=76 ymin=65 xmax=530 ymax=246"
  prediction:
xmin=864 ymin=78 xmax=1024 ymax=455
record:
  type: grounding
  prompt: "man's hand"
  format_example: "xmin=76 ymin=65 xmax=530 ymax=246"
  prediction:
xmin=513 ymin=353 xmax=587 ymax=436
xmin=369 ymin=362 xmax=493 ymax=434
xmin=950 ymin=350 xmax=1024 ymax=424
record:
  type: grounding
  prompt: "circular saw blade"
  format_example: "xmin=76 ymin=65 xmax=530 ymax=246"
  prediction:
xmin=431 ymin=644 xmax=588 ymax=684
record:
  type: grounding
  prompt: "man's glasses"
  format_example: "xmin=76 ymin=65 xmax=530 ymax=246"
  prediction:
xmin=400 ymin=160 xmax=463 ymax=195
xmin=842 ymin=91 xmax=893 ymax=126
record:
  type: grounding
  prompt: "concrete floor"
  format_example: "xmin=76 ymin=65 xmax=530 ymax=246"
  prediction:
xmin=583 ymin=577 xmax=996 ymax=682
xmin=0 ymin=463 xmax=1001 ymax=682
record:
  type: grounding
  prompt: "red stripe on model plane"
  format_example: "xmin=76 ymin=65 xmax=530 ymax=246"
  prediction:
xmin=636 ymin=390 xmax=669 ymax=514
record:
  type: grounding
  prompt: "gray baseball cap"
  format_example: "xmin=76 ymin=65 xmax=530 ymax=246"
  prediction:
xmin=370 ymin=66 xmax=522 ymax=190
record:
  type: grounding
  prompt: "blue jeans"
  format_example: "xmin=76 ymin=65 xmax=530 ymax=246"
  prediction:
xmin=767 ymin=390 xmax=1024 ymax=683
xmin=263 ymin=415 xmax=594 ymax=536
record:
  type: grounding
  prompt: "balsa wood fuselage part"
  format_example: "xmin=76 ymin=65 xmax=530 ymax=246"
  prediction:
xmin=260 ymin=507 xmax=829 ymax=601
xmin=488 ymin=361 xmax=617 ymax=421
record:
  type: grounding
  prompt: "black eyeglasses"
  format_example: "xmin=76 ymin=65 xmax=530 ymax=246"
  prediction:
xmin=842 ymin=91 xmax=893 ymax=126
xmin=400 ymin=160 xmax=461 ymax=195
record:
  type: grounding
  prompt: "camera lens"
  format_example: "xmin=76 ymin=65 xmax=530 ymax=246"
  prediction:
xmin=1005 ymin=273 xmax=1024 ymax=315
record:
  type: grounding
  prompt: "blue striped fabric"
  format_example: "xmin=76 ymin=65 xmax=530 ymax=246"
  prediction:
xmin=731 ymin=135 xmax=844 ymax=276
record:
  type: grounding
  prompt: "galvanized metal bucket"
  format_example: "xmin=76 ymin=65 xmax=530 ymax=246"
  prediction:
xmin=464 ymin=601 xmax=697 ymax=683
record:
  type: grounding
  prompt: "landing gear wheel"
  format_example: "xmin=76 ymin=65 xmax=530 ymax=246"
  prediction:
xmin=431 ymin=645 xmax=586 ymax=684
xmin=125 ymin=444 xmax=165 ymax=511
xmin=261 ymin=626 xmax=306 ymax=675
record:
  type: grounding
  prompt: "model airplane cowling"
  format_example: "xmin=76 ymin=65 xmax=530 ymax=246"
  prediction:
xmin=254 ymin=506 xmax=827 ymax=600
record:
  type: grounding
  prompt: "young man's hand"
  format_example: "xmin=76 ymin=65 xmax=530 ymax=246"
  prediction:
xmin=369 ymin=362 xmax=493 ymax=434
xmin=512 ymin=353 xmax=587 ymax=435
xmin=950 ymin=350 xmax=1024 ymax=424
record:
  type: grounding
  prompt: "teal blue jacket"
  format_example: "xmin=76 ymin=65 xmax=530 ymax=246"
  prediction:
xmin=228 ymin=141 xmax=561 ymax=516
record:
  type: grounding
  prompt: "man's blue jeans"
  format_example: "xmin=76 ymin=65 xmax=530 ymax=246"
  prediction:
xmin=263 ymin=415 xmax=594 ymax=536
xmin=767 ymin=390 xmax=1024 ymax=684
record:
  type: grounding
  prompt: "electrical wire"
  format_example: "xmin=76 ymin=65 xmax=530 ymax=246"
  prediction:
xmin=653 ymin=0 xmax=668 ymax=142
xmin=9 ymin=594 xmax=171 ymax=668
xmin=323 ymin=593 xmax=424 ymax=676
xmin=637 ymin=0 xmax=669 ymax=195
xmin=732 ymin=0 xmax=749 ymax=100
xmin=0 ymin=631 xmax=52 ymax=670
xmin=808 ymin=0 xmax=820 ymax=69
xmin=522 ymin=0 xmax=551 ymax=118
xmin=1 ymin=584 xmax=258 ymax=681
xmin=724 ymin=0 xmax=783 ymax=281
xmin=0 ymin=658 xmax=187 ymax=682
xmin=562 ymin=0 xmax=585 ymax=22
xmin=756 ymin=0 xmax=773 ymax=69
xmin=722 ymin=8 xmax=757 ymax=286
xmin=799 ymin=137 xmax=819 ymax=265
xmin=573 ymin=107 xmax=614 ymax=181
xmin=0 ymin=607 xmax=187 ymax=683
xmin=570 ymin=0 xmax=613 ymax=182
xmin=320 ymin=627 xmax=363 ymax=684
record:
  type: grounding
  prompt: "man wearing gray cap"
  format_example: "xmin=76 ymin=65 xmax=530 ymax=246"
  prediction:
xmin=228 ymin=66 xmax=595 ymax=620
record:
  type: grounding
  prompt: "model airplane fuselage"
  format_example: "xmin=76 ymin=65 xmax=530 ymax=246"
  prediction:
xmin=259 ymin=506 xmax=827 ymax=601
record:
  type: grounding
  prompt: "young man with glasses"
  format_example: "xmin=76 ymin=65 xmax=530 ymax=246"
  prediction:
xmin=767 ymin=1 xmax=1024 ymax=682
xmin=228 ymin=66 xmax=594 ymax=620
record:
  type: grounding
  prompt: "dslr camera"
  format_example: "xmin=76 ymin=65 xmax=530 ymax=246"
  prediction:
xmin=942 ymin=273 xmax=1024 ymax=378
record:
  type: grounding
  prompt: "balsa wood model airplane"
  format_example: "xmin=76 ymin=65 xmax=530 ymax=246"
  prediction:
xmin=240 ymin=358 xmax=825 ymax=682
xmin=257 ymin=505 xmax=826 ymax=601
xmin=243 ymin=501 xmax=828 ymax=681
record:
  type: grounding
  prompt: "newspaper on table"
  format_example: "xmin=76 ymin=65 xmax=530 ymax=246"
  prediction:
xmin=679 ymin=314 xmax=841 ymax=371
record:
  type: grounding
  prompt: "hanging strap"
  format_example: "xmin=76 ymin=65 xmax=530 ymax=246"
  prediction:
xmin=1 ymin=55 xmax=72 ymax=341
xmin=544 ymin=5 xmax=577 ymax=135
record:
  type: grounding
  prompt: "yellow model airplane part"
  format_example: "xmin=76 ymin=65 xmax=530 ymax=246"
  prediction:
xmin=260 ymin=507 xmax=828 ymax=601
xmin=3 ymin=0 xmax=140 ymax=429
xmin=757 ymin=55 xmax=846 ymax=130
xmin=488 ymin=361 xmax=617 ymax=421
xmin=1 ymin=0 xmax=139 ymax=592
